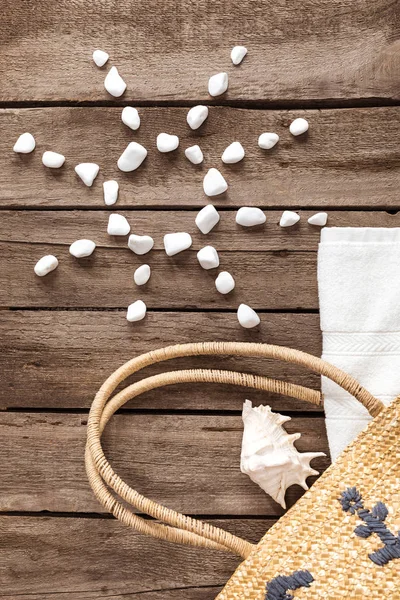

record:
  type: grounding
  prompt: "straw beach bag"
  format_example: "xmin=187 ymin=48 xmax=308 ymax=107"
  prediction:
xmin=86 ymin=342 xmax=400 ymax=598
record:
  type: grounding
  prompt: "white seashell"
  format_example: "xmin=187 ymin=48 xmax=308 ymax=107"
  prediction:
xmin=197 ymin=245 xmax=219 ymax=270
xmin=203 ymin=168 xmax=228 ymax=197
xmin=93 ymin=50 xmax=109 ymax=67
xmin=280 ymin=210 xmax=300 ymax=227
xmin=103 ymin=180 xmax=119 ymax=206
xmin=240 ymin=400 xmax=325 ymax=508
xmin=74 ymin=163 xmax=99 ymax=187
xmin=104 ymin=66 xmax=126 ymax=97
xmin=208 ymin=72 xmax=228 ymax=97
xmin=117 ymin=142 xmax=147 ymax=172
xmin=128 ymin=234 xmax=154 ymax=255
xmin=231 ymin=46 xmax=247 ymax=65
xmin=222 ymin=141 xmax=245 ymax=164
xmin=69 ymin=239 xmax=96 ymax=258
xmin=195 ymin=204 xmax=220 ymax=234
xmin=126 ymin=300 xmax=146 ymax=322
xmin=134 ymin=264 xmax=151 ymax=286
xmin=258 ymin=132 xmax=279 ymax=150
xmin=185 ymin=145 xmax=204 ymax=165
xmin=186 ymin=105 xmax=209 ymax=130
xmin=121 ymin=106 xmax=140 ymax=130
xmin=308 ymin=212 xmax=328 ymax=227
xmin=157 ymin=133 xmax=179 ymax=153
xmin=289 ymin=118 xmax=309 ymax=136
xmin=236 ymin=207 xmax=266 ymax=227
xmin=14 ymin=132 xmax=36 ymax=154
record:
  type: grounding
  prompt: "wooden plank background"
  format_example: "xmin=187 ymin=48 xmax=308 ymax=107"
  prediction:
xmin=1 ymin=1 xmax=399 ymax=598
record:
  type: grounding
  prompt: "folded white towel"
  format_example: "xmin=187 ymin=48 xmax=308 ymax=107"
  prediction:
xmin=318 ymin=227 xmax=400 ymax=460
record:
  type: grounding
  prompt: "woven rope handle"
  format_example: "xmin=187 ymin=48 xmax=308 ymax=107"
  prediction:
xmin=86 ymin=342 xmax=384 ymax=559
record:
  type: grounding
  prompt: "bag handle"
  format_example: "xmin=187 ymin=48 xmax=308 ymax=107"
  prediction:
xmin=86 ymin=342 xmax=384 ymax=559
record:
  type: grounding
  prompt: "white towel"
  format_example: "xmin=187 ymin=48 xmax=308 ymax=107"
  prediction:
xmin=318 ymin=227 xmax=400 ymax=460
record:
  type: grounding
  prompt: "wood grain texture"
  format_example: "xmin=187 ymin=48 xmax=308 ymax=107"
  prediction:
xmin=0 ymin=516 xmax=271 ymax=599
xmin=0 ymin=412 xmax=329 ymax=515
xmin=2 ymin=107 xmax=400 ymax=208
xmin=0 ymin=311 xmax=322 ymax=411
xmin=1 ymin=0 xmax=399 ymax=103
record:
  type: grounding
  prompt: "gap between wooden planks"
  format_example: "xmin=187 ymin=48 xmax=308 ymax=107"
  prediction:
xmin=0 ymin=107 xmax=399 ymax=208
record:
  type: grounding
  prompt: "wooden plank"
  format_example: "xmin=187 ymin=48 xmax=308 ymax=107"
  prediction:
xmin=0 ymin=413 xmax=329 ymax=515
xmin=1 ymin=107 xmax=399 ymax=208
xmin=0 ymin=311 xmax=322 ymax=411
xmin=0 ymin=516 xmax=271 ymax=598
xmin=3 ymin=209 xmax=400 ymax=251
xmin=1 ymin=0 xmax=399 ymax=103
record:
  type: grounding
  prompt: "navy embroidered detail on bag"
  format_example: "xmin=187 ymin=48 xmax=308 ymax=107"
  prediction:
xmin=340 ymin=487 xmax=400 ymax=565
xmin=265 ymin=570 xmax=314 ymax=600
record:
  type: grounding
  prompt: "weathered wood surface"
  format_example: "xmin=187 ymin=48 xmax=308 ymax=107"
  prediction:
xmin=0 ymin=413 xmax=329 ymax=515
xmin=1 ymin=107 xmax=400 ymax=208
xmin=0 ymin=515 xmax=271 ymax=598
xmin=1 ymin=0 xmax=399 ymax=103
xmin=0 ymin=311 xmax=322 ymax=411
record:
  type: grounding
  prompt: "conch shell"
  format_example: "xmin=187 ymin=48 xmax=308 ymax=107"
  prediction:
xmin=240 ymin=400 xmax=325 ymax=508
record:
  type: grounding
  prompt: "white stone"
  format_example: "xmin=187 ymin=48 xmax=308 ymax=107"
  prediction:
xmin=103 ymin=180 xmax=119 ymax=206
xmin=69 ymin=239 xmax=96 ymax=258
xmin=42 ymin=151 xmax=65 ymax=168
xmin=157 ymin=133 xmax=179 ymax=153
xmin=258 ymin=132 xmax=279 ymax=150
xmin=186 ymin=105 xmax=209 ymax=130
xmin=215 ymin=271 xmax=235 ymax=294
xmin=236 ymin=207 xmax=266 ymax=227
xmin=104 ymin=66 xmax=127 ymax=97
xmin=280 ymin=210 xmax=300 ymax=227
xmin=231 ymin=46 xmax=247 ymax=65
xmin=126 ymin=300 xmax=147 ymax=322
xmin=13 ymin=132 xmax=35 ymax=154
xmin=185 ymin=145 xmax=204 ymax=165
xmin=195 ymin=204 xmax=220 ymax=234
xmin=308 ymin=212 xmax=328 ymax=226
xmin=289 ymin=118 xmax=309 ymax=136
xmin=34 ymin=255 xmax=58 ymax=277
xmin=74 ymin=163 xmax=99 ymax=187
xmin=134 ymin=264 xmax=151 ymax=286
xmin=203 ymin=168 xmax=228 ymax=197
xmin=197 ymin=245 xmax=219 ymax=270
xmin=208 ymin=72 xmax=228 ymax=97
xmin=107 ymin=213 xmax=130 ymax=236
xmin=164 ymin=232 xmax=192 ymax=257
xmin=222 ymin=141 xmax=245 ymax=164
xmin=117 ymin=142 xmax=147 ymax=172
xmin=92 ymin=50 xmax=109 ymax=67
xmin=237 ymin=304 xmax=260 ymax=328
xmin=128 ymin=234 xmax=154 ymax=255
xmin=121 ymin=106 xmax=140 ymax=130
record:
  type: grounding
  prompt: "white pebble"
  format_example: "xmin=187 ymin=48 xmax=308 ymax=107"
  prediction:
xmin=69 ymin=239 xmax=96 ymax=258
xmin=164 ymin=232 xmax=192 ymax=256
xmin=107 ymin=213 xmax=130 ymax=236
xmin=157 ymin=133 xmax=179 ymax=153
xmin=121 ymin=106 xmax=140 ymax=131
xmin=117 ymin=142 xmax=147 ymax=172
xmin=280 ymin=210 xmax=300 ymax=227
xmin=195 ymin=204 xmax=220 ymax=234
xmin=237 ymin=304 xmax=260 ymax=328
xmin=128 ymin=234 xmax=154 ymax=255
xmin=197 ymin=245 xmax=219 ymax=270
xmin=236 ymin=207 xmax=266 ymax=227
xmin=134 ymin=264 xmax=151 ymax=286
xmin=186 ymin=105 xmax=209 ymax=130
xmin=208 ymin=72 xmax=228 ymax=97
xmin=222 ymin=141 xmax=245 ymax=164
xmin=74 ymin=163 xmax=99 ymax=187
xmin=104 ymin=66 xmax=127 ymax=97
xmin=42 ymin=151 xmax=65 ymax=168
xmin=289 ymin=118 xmax=309 ymax=136
xmin=308 ymin=212 xmax=328 ymax=226
xmin=185 ymin=145 xmax=204 ymax=165
xmin=215 ymin=271 xmax=235 ymax=294
xmin=13 ymin=132 xmax=36 ymax=154
xmin=103 ymin=180 xmax=119 ymax=206
xmin=258 ymin=132 xmax=279 ymax=150
xmin=231 ymin=46 xmax=247 ymax=65
xmin=34 ymin=255 xmax=58 ymax=277
xmin=203 ymin=168 xmax=228 ymax=197
xmin=92 ymin=50 xmax=109 ymax=67
xmin=126 ymin=300 xmax=147 ymax=322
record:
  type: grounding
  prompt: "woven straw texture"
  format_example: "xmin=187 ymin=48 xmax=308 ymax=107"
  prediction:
xmin=217 ymin=396 xmax=400 ymax=599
